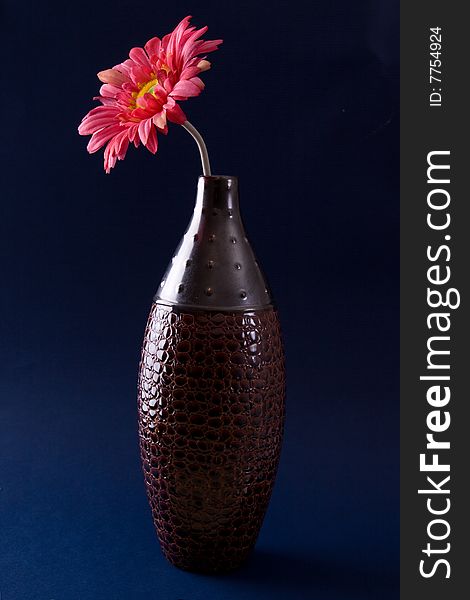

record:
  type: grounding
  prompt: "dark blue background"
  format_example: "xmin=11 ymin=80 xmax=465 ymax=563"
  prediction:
xmin=1 ymin=1 xmax=399 ymax=598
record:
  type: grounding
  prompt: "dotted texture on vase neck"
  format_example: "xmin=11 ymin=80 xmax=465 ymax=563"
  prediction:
xmin=138 ymin=303 xmax=286 ymax=573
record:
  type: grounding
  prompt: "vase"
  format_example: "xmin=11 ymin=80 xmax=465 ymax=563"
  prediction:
xmin=137 ymin=175 xmax=285 ymax=573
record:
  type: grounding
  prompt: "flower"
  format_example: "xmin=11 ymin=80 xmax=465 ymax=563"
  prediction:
xmin=78 ymin=16 xmax=222 ymax=173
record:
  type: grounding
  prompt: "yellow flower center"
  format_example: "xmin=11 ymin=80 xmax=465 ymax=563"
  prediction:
xmin=129 ymin=66 xmax=169 ymax=110
xmin=136 ymin=78 xmax=158 ymax=101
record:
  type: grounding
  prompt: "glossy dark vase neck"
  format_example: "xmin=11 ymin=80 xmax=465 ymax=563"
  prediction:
xmin=154 ymin=176 xmax=272 ymax=311
xmin=196 ymin=175 xmax=240 ymax=213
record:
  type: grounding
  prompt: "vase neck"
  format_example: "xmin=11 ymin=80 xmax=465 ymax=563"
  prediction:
xmin=154 ymin=176 xmax=272 ymax=310
xmin=195 ymin=175 xmax=240 ymax=214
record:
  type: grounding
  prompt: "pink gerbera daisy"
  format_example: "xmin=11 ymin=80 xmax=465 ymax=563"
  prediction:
xmin=78 ymin=16 xmax=222 ymax=173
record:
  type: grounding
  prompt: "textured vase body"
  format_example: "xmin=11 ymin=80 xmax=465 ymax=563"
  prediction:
xmin=138 ymin=176 xmax=285 ymax=573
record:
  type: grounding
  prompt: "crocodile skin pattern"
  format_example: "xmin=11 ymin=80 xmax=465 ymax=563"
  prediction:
xmin=138 ymin=303 xmax=285 ymax=573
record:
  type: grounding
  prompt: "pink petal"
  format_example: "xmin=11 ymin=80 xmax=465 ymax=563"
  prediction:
xmin=128 ymin=63 xmax=153 ymax=85
xmin=87 ymin=124 xmax=123 ymax=153
xmin=133 ymin=93 xmax=163 ymax=119
xmin=161 ymin=32 xmax=171 ymax=52
xmin=116 ymin=131 xmax=130 ymax=159
xmin=99 ymin=83 xmax=121 ymax=98
xmin=170 ymin=79 xmax=202 ymax=99
xmin=178 ymin=27 xmax=209 ymax=64
xmin=117 ymin=59 xmax=134 ymax=76
xmin=152 ymin=111 xmax=167 ymax=130
xmin=129 ymin=46 xmax=151 ymax=69
xmin=82 ymin=105 xmax=121 ymax=119
xmin=184 ymin=25 xmax=208 ymax=47
xmin=103 ymin=129 xmax=132 ymax=172
xmin=196 ymin=39 xmax=223 ymax=55
xmin=151 ymin=85 xmax=168 ymax=104
xmin=197 ymin=59 xmax=211 ymax=72
xmin=155 ymin=68 xmax=168 ymax=83
xmin=165 ymin=102 xmax=186 ymax=125
xmin=78 ymin=106 xmax=121 ymax=135
xmin=180 ymin=65 xmax=201 ymax=80
xmin=93 ymin=96 xmax=116 ymax=106
xmin=189 ymin=76 xmax=204 ymax=89
xmin=138 ymin=118 xmax=152 ymax=145
xmin=104 ymin=152 xmax=116 ymax=173
xmin=168 ymin=16 xmax=192 ymax=53
xmin=145 ymin=126 xmax=158 ymax=154
xmin=128 ymin=124 xmax=139 ymax=143
xmin=79 ymin=115 xmax=118 ymax=135
xmin=97 ymin=68 xmax=129 ymax=86
xmin=144 ymin=36 xmax=161 ymax=58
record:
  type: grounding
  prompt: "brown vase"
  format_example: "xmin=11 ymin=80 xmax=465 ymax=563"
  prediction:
xmin=137 ymin=176 xmax=285 ymax=573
